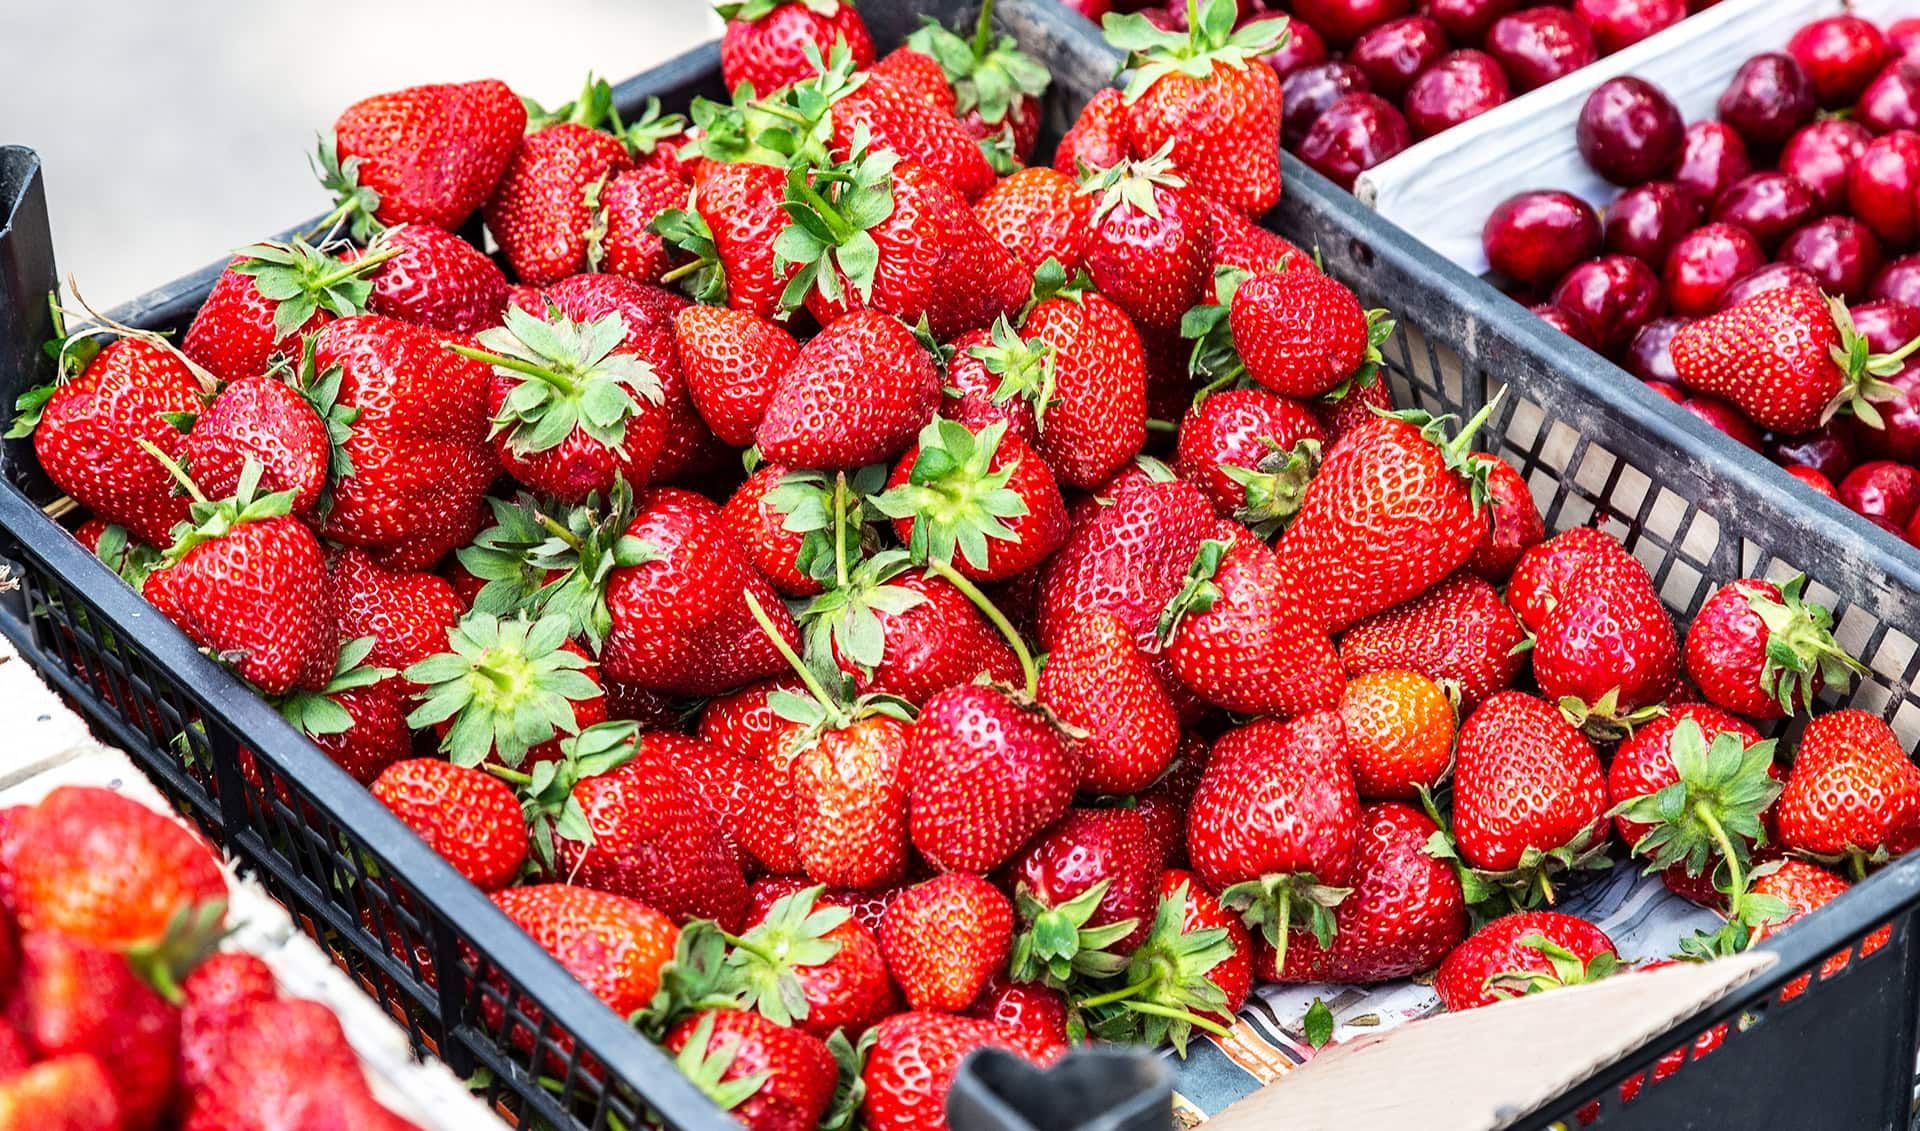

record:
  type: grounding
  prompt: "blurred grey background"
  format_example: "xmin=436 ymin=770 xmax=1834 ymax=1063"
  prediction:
xmin=2 ymin=0 xmax=720 ymax=306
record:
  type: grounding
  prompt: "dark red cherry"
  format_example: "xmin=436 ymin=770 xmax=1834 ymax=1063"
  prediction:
xmin=1297 ymin=93 xmax=1413 ymax=189
xmin=1622 ymin=316 xmax=1690 ymax=383
xmin=1282 ymin=62 xmax=1372 ymax=147
xmin=1858 ymin=60 xmax=1920 ymax=135
xmin=1643 ymin=379 xmax=1686 ymax=404
xmin=1486 ymin=7 xmax=1598 ymax=93
xmin=1848 ymin=131 xmax=1920 ymax=248
xmin=1404 ymin=49 xmax=1511 ymax=137
xmin=1261 ymin=16 xmax=1329 ymax=78
xmin=1778 ymin=217 xmax=1883 ymax=302
xmin=1483 ymin=190 xmax=1603 ymax=286
xmin=1770 ymin=419 xmax=1858 ymax=484
xmin=1672 ymin=121 xmax=1752 ymax=210
xmin=1717 ymin=53 xmax=1817 ymax=149
xmin=1351 ymin=16 xmax=1451 ymax=100
xmin=1717 ymin=263 xmax=1819 ymax=311
xmin=1683 ymin=396 xmax=1763 ymax=450
xmin=1662 ymin=222 xmax=1765 ymax=317
xmin=1871 ymin=254 xmax=1920 ymax=308
xmin=1603 ymin=181 xmax=1698 ymax=268
xmin=1849 ymin=298 xmax=1920 ymax=356
xmin=1531 ymin=302 xmax=1598 ymax=349
xmin=1839 ymin=460 xmax=1920 ymax=529
xmin=1421 ymin=0 xmax=1524 ymax=45
xmin=1782 ymin=464 xmax=1841 ymax=500
xmin=1777 ymin=119 xmax=1872 ymax=212
xmin=1572 ymin=0 xmax=1683 ymax=56
xmin=1788 ymin=15 xmax=1892 ymax=108
xmin=1891 ymin=19 xmax=1920 ymax=66
xmin=1578 ymin=76 xmax=1684 ymax=186
xmin=1708 ymin=171 xmax=1822 ymax=252
xmin=1550 ymin=254 xmax=1664 ymax=353
xmin=1294 ymin=0 xmax=1416 ymax=47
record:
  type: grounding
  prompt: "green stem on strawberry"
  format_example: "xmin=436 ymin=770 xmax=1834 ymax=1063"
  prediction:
xmin=134 ymin=437 xmax=209 ymax=505
xmin=717 ymin=929 xmax=783 ymax=967
xmin=924 ymin=558 xmax=1037 ymax=697
xmin=446 ymin=343 xmax=582 ymax=396
xmin=743 ymin=590 xmax=850 ymax=727
xmin=972 ymin=0 xmax=997 ymax=59
xmin=1695 ymin=800 xmax=1746 ymax=906
xmin=1441 ymin=391 xmax=1505 ymax=466
xmin=1123 ymin=999 xmax=1233 ymax=1039
xmin=658 ymin=258 xmax=706 ymax=284
xmin=310 ymin=241 xmax=401 ymax=288
xmin=304 ymin=196 xmax=364 ymax=244
xmin=832 ymin=472 xmax=851 ymax=591
xmin=1850 ymin=853 xmax=1869 ymax=883
xmin=485 ymin=764 xmax=534 ymax=787
xmin=1144 ymin=418 xmax=1177 ymax=434
xmin=749 ymin=100 xmax=816 ymax=128
xmin=786 ymin=174 xmax=857 ymax=244
xmin=534 ymin=512 xmax=585 ymax=551
xmin=1076 ymin=980 xmax=1151 ymax=1009
xmin=1192 ymin=368 xmax=1243 ymax=405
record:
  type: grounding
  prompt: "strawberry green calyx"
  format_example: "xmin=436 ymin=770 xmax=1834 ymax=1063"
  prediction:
xmin=1385 ymin=388 xmax=1507 ymax=511
xmin=125 ymin=898 xmax=234 ymax=1005
xmin=276 ymin=636 xmax=394 ymax=738
xmin=821 ymin=1029 xmax=875 ymax=1131
xmin=796 ymin=549 xmax=928 ymax=681
xmin=1155 ymin=537 xmax=1232 ymax=645
xmin=1824 ymin=295 xmax=1914 ymax=428
xmin=624 ymin=96 xmax=689 ymax=157
xmin=520 ymin=480 xmax=654 ymax=649
xmin=907 ymin=0 xmax=1051 ymax=128
xmin=1350 ymin=308 xmax=1397 ymax=393
xmin=775 ymin=141 xmax=900 ymax=311
xmin=969 ymin=316 xmax=1059 ymax=429
xmin=1217 ymin=871 xmax=1350 ymax=978
xmin=1484 ymin=933 xmax=1619 ymax=1000
xmin=749 ymin=588 xmax=917 ymax=752
xmin=1747 ymin=573 xmax=1867 ymax=714
xmin=404 ymin=613 xmax=603 ymax=769
xmin=498 ymin=719 xmax=641 ymax=874
xmin=873 ymin=419 xmax=1031 ymax=573
xmin=651 ymin=205 xmax=730 ymax=306
xmin=525 ymin=74 xmax=619 ymax=134
xmin=1077 ymin=143 xmax=1187 ymax=224
xmin=1679 ymin=859 xmax=1791 ymax=960
xmin=765 ymin=464 xmax=889 ymax=589
xmin=724 ymin=884 xmax=849 ymax=1027
xmin=1104 ymin=0 xmax=1289 ymax=103
xmin=1080 ymin=882 xmax=1236 ymax=1054
xmin=684 ymin=44 xmax=859 ymax=167
xmin=1222 ymin=438 xmax=1322 ymax=538
xmin=636 ymin=920 xmax=745 ymax=1036
xmin=1608 ymin=719 xmax=1781 ymax=881
xmin=452 ymin=307 xmax=664 ymax=457
xmin=458 ymin=493 xmax=563 ymax=621
xmin=1009 ymin=879 xmax=1139 ymax=990
xmin=1557 ymin=689 xmax=1666 ymax=741
xmin=274 ymin=336 xmax=359 ymax=516
xmin=230 ymin=238 xmax=399 ymax=341
xmin=1426 ymin=812 xmax=1613 ymax=916
xmin=1182 ymin=267 xmax=1250 ymax=397
xmin=88 ymin=524 xmax=162 ymax=593
xmin=669 ymin=1010 xmax=772 ymax=1112
xmin=309 ymin=138 xmax=384 ymax=243
xmin=717 ymin=0 xmax=847 ymax=20
xmin=147 ymin=454 xmax=296 ymax=562
xmin=10 ymin=293 xmax=217 ymax=439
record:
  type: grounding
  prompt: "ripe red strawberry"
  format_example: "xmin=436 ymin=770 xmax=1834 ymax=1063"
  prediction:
xmin=1449 ymin=692 xmax=1611 ymax=905
xmin=1035 ymin=475 xmax=1215 ymax=652
xmin=181 ymin=364 xmax=335 ymax=521
xmin=861 ymin=1012 xmax=1064 ymax=1131
xmin=700 ymin=678 xmax=800 ymax=758
xmin=906 ymin=683 xmax=1080 ymax=874
xmin=1186 ymin=712 xmax=1361 ymax=974
xmin=328 ymin=547 xmax=464 ymax=679
xmin=880 ymin=873 xmax=1013 ymax=1011
xmin=1136 ymin=734 xmax=1211 ymax=867
xmin=1230 ymin=267 xmax=1389 ymax=399
xmin=1684 ymin=575 xmax=1866 ymax=720
xmin=592 ymin=165 xmax=691 ymax=285
xmin=783 ymin=711 xmax=915 ymax=892
xmin=974 ymin=168 xmax=1092 ymax=272
xmin=758 ymin=312 xmax=938 ymax=469
xmin=721 ymin=464 xmax=829 ymax=598
xmin=1749 ymin=860 xmax=1850 ymax=938
xmin=1262 ymin=802 xmax=1467 ymax=983
xmin=321 ymin=78 xmax=525 ymax=235
xmin=1174 ymin=388 xmax=1326 ymax=534
xmin=875 ymin=419 xmax=1069 ymax=582
xmin=1277 ymin=406 xmax=1498 ymax=634
xmin=182 ymin=239 xmax=393 ymax=386
xmin=675 ymin=304 xmax=799 ymax=447
xmin=1607 ymin=709 xmax=1778 ymax=887
xmin=0 ymin=1055 xmax=121 ymax=1131
xmin=298 ymin=674 xmax=414 ymax=786
xmin=1671 ymin=287 xmax=1916 ymax=434
xmin=733 ymin=886 xmax=899 ymax=1038
xmin=1340 ymin=669 xmax=1457 ymax=800
xmin=1053 ymin=88 xmax=1130 ymax=179
xmin=371 ymin=757 xmax=529 ymax=892
xmin=1465 ymin=453 xmax=1544 ymax=581
xmin=1776 ymin=709 xmax=1920 ymax=866
xmin=744 ymin=877 xmax=900 ymax=936
xmin=905 ymin=5 xmax=1053 ymax=166
xmin=1079 ymin=148 xmax=1212 ymax=336
xmin=312 ymin=315 xmax=498 ymax=571
xmin=487 ymin=884 xmax=678 ymax=1020
xmin=806 ymin=555 xmax=1022 ymax=705
xmin=484 ymin=80 xmax=634 ymax=286
xmin=1340 ymin=573 xmax=1528 ymax=711
xmin=1530 ymin=546 xmax=1679 ymax=736
xmin=404 ymin=612 xmax=605 ymax=769
xmin=1157 ymin=525 xmax=1343 ymax=717
xmin=814 ymin=57 xmax=998 ymax=202
xmin=966 ymin=975 xmax=1069 ymax=1046
xmin=13 ymin=335 xmax=208 ymax=546
xmin=144 ymin=461 xmax=337 ymax=695
xmin=1008 ymin=807 xmax=1159 ymax=985
xmin=1106 ymin=0 xmax=1287 ymax=216
xmin=1316 ymin=369 xmax=1395 ymax=439
xmin=1206 ymin=197 xmax=1312 ymax=276
xmin=667 ymin=730 xmax=801 ymax=876
xmin=178 ymin=952 xmax=278 ymax=1097
xmin=870 ymin=46 xmax=957 ymax=111
xmin=1036 ymin=609 xmax=1177 ymax=794
xmin=662 ymin=1009 xmax=838 ymax=1131
xmin=182 ymin=993 xmax=420 ymax=1131
xmin=664 ymin=160 xmax=793 ymax=319
xmin=358 ymin=223 xmax=508 ymax=332
xmin=1507 ymin=526 xmax=1631 ymax=633
xmin=719 ymin=0 xmax=875 ymax=94
xmin=1433 ymin=911 xmax=1619 ymax=1011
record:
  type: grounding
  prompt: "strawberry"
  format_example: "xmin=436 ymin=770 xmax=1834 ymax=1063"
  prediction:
xmin=1776 ymin=709 xmax=1920 ymax=869
xmin=1205 ymin=197 xmax=1312 ymax=276
xmin=320 ymin=78 xmax=525 ymax=235
xmin=905 ymin=1 xmax=1053 ymax=166
xmin=178 ymin=953 xmax=278 ymax=1096
xmin=803 ymin=554 xmax=1022 ymax=705
xmin=660 ymin=160 xmax=793 ymax=319
xmin=758 ymin=311 xmax=940 ymax=469
xmin=328 ymin=546 xmax=464 ymax=678
xmin=484 ymin=79 xmax=634 ymax=286
xmin=1261 ymin=802 xmax=1467 ymax=984
xmin=719 ymin=0 xmax=875 ymax=94
xmin=11 ymin=334 xmax=209 ymax=546
xmin=816 ymin=54 xmax=999 ymax=202
xmin=861 ymin=1012 xmax=1063 ymax=1131
xmin=182 ymin=239 xmax=393 ymax=385
xmin=880 ymin=873 xmax=1013 ymax=1011
xmin=591 ymin=165 xmax=692 ymax=286
xmin=1529 ymin=543 xmax=1679 ymax=737
xmin=403 ymin=612 xmax=605 ymax=769
xmin=1053 ymin=88 xmax=1130 ymax=179
xmin=1105 ymin=0 xmax=1287 ymax=216
xmin=1446 ymin=692 xmax=1612 ymax=907
xmin=1186 ymin=711 xmax=1361 ymax=975
xmin=312 ymin=315 xmax=498 ymax=571
xmin=1607 ymin=711 xmax=1778 ymax=891
xmin=1671 ymin=288 xmax=1916 ymax=434
xmin=297 ymin=672 xmax=413 ymax=785
xmin=1465 ymin=453 xmax=1543 ymax=581
xmin=181 ymin=354 xmax=338 ymax=521
xmin=487 ymin=884 xmax=678 ymax=1022
xmin=72 ymin=518 xmax=161 ymax=592
xmin=1278 ymin=405 xmax=1497 ymax=634
xmin=1339 ymin=573 xmax=1528 ymax=711
xmin=732 ymin=886 xmax=899 ymax=1038
xmin=1339 ymin=669 xmax=1457 ymax=800
xmin=1110 ymin=871 xmax=1253 ymax=1040
xmin=144 ymin=459 xmax=337 ymax=695
xmin=1507 ymin=526 xmax=1632 ymax=634
xmin=180 ymin=996 xmax=418 ymax=1131
xmin=1136 ymin=734 xmax=1211 ymax=868
xmin=663 ymin=1009 xmax=838 ymax=1131
xmin=870 ymin=46 xmax=958 ymax=111
xmin=1035 ymin=475 xmax=1214 ymax=652
xmin=906 ymin=683 xmax=1080 ymax=874
xmin=1432 ymin=911 xmax=1619 ymax=1011
xmin=1036 ymin=609 xmax=1178 ymax=795
xmin=743 ymin=877 xmax=899 ymax=936
xmin=1229 ymin=266 xmax=1391 ymax=399
xmin=1745 ymin=861 xmax=1883 ymax=998
xmin=371 ymin=758 xmax=530 ymax=892
xmin=1316 ymin=369 xmax=1395 ymax=440
xmin=666 ymin=731 xmax=803 ymax=875
xmin=874 ymin=419 xmax=1069 ymax=582
xmin=1684 ymin=575 xmax=1866 ymax=721
xmin=966 ymin=975 xmax=1069 ymax=1046
xmin=8 ymin=932 xmax=179 ymax=1130
xmin=973 ymin=168 xmax=1092 ymax=272
xmin=1008 ymin=807 xmax=1159 ymax=987
xmin=0 ymin=1055 xmax=121 ymax=1131
xmin=358 ymin=223 xmax=508 ymax=333
xmin=783 ymin=710 xmax=915 ymax=891
xmin=1173 ymin=387 xmax=1326 ymax=535
xmin=1079 ymin=147 xmax=1213 ymax=336
xmin=675 ymin=304 xmax=800 ymax=447
xmin=722 ymin=464 xmax=833 ymax=597
xmin=1155 ymin=526 xmax=1344 ymax=717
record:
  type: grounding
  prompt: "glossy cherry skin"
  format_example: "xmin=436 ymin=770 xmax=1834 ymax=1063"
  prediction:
xmin=1891 ymin=19 xmax=1920 ymax=66
xmin=1782 ymin=464 xmax=1841 ymax=500
xmin=1578 ymin=76 xmax=1684 ymax=186
xmin=1778 ymin=216 xmax=1883 ymax=302
xmin=1487 ymin=7 xmax=1599 ymax=93
xmin=1662 ymin=222 xmax=1765 ymax=317
xmin=1672 ymin=121 xmax=1752 ymax=210
xmin=1716 ymin=262 xmax=1819 ymax=311
xmin=1872 ymin=255 xmax=1920 ymax=308
xmin=1643 ymin=379 xmax=1685 ymax=403
xmin=1849 ymin=298 xmax=1920 ymax=356
xmin=1483 ymin=190 xmax=1602 ymax=285
xmin=1788 ymin=15 xmax=1891 ymax=108
xmin=1848 ymin=299 xmax=1920 ymax=465
xmin=1405 ymin=49 xmax=1511 ymax=137
xmin=1839 ymin=460 xmax=1920 ymax=529
xmin=1282 ymin=62 xmax=1372 ymax=146
xmin=1421 ymin=0 xmax=1524 ymax=44
xmin=1531 ymin=302 xmax=1598 ymax=349
xmin=1572 ymin=0 xmax=1683 ymax=56
xmin=1352 ymin=16 xmax=1451 ymax=100
xmin=1297 ymin=93 xmax=1413 ymax=189
xmin=1683 ymin=396 xmax=1763 ymax=450
xmin=1770 ymin=419 xmax=1857 ymax=484
xmin=1295 ymin=0 xmax=1416 ymax=47
xmin=1550 ymin=254 xmax=1664 ymax=353
xmin=1622 ymin=316 xmax=1689 ymax=383
xmin=1603 ymin=181 xmax=1698 ymax=268
xmin=1708 ymin=172 xmax=1822 ymax=252
xmin=1848 ymin=131 xmax=1920 ymax=248
xmin=1262 ymin=16 xmax=1329 ymax=78
xmin=1777 ymin=119 xmax=1872 ymax=212
xmin=1858 ymin=60 xmax=1920 ymax=135
xmin=1717 ymin=53 xmax=1817 ymax=149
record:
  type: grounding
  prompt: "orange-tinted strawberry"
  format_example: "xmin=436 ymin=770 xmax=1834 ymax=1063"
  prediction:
xmin=180 ymin=367 xmax=332 ymax=521
xmin=974 ymin=168 xmax=1092 ymax=272
xmin=487 ymin=884 xmax=678 ymax=1020
xmin=1465 ymin=453 xmax=1543 ymax=581
xmin=907 ymin=684 xmax=1080 ymax=874
xmin=876 ymin=419 xmax=1069 ymax=583
xmin=485 ymin=79 xmax=633 ymax=286
xmin=861 ymin=1012 xmax=1064 ymax=1131
xmin=735 ymin=886 xmax=899 ymax=1038
xmin=1036 ymin=609 xmax=1178 ymax=795
xmin=905 ymin=8 xmax=1052 ymax=166
xmin=183 ymin=240 xmax=391 ymax=386
xmin=592 ymin=165 xmax=691 ymax=286
xmin=8 ymin=932 xmax=179 ymax=1130
xmin=758 ymin=311 xmax=940 ymax=470
xmin=1053 ymin=88 xmax=1131 ymax=178
xmin=662 ymin=1008 xmax=838 ymax=1131
xmin=1530 ymin=544 xmax=1679 ymax=737
xmin=1776 ymin=709 xmax=1920 ymax=865
xmin=1230 ymin=267 xmax=1387 ymax=399
xmin=1079 ymin=148 xmax=1212 ymax=336
xmin=1340 ymin=573 xmax=1528 ymax=712
xmin=322 ymin=78 xmax=524 ymax=235
xmin=1433 ymin=911 xmax=1618 ymax=1011
xmin=371 ymin=758 xmax=529 ymax=891
xmin=1174 ymin=388 xmax=1325 ymax=534
xmin=1035 ymin=475 xmax=1214 ymax=652
xmin=675 ymin=304 xmax=799 ymax=447
xmin=359 ymin=223 xmax=508 ymax=333
xmin=1607 ymin=709 xmax=1777 ymax=884
xmin=1684 ymin=575 xmax=1866 ymax=721
xmin=1340 ymin=669 xmax=1457 ymax=800
xmin=881 ymin=873 xmax=1013 ymax=1011
xmin=719 ymin=0 xmax=875 ymax=94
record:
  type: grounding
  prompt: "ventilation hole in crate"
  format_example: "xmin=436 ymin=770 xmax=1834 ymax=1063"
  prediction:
xmin=1674 ymin=506 xmax=1722 ymax=576
xmin=1836 ymin=605 xmax=1886 ymax=670
xmin=1654 ymin=560 xmax=1705 ymax=615
xmin=1500 ymin=397 xmax=1548 ymax=455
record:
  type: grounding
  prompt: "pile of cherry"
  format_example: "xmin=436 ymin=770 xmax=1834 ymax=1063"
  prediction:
xmin=1486 ymin=12 xmax=1920 ymax=542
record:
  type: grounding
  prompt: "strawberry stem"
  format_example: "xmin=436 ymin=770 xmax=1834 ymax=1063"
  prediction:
xmin=1077 ymin=979 xmax=1151 ymax=1009
xmin=924 ymin=558 xmax=1037 ymax=697
xmin=311 ymin=242 xmax=401 ymax=288
xmin=485 ymin=764 xmax=534 ymax=787
xmin=973 ymin=0 xmax=997 ymax=58
xmin=1126 ymin=999 xmax=1233 ymax=1039
xmin=134 ymin=437 xmax=208 ymax=505
xmin=1696 ymin=801 xmax=1746 ymax=905
xmin=832 ymin=472 xmax=851 ymax=590
xmin=447 ymin=343 xmax=582 ymax=396
xmin=658 ymin=258 xmax=705 ymax=284
xmin=743 ymin=590 xmax=849 ymax=727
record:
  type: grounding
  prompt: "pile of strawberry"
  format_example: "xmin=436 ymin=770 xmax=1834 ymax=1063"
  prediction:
xmin=0 ymin=785 xmax=422 ymax=1131
xmin=9 ymin=0 xmax=1917 ymax=1126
